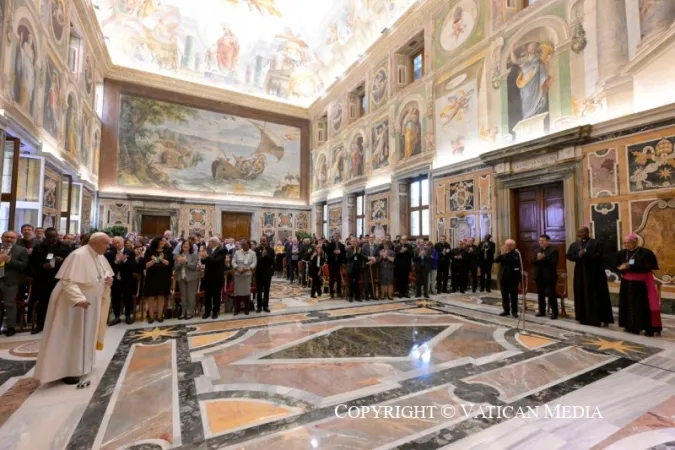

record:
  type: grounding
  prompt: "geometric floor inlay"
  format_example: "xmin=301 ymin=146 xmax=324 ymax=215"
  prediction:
xmin=3 ymin=281 xmax=675 ymax=450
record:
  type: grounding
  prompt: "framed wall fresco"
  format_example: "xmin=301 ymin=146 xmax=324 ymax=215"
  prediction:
xmin=116 ymin=93 xmax=302 ymax=198
xmin=42 ymin=167 xmax=61 ymax=228
xmin=627 ymin=136 xmax=675 ymax=193
xmin=100 ymin=81 xmax=310 ymax=203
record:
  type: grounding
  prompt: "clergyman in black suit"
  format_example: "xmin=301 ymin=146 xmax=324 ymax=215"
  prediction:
xmin=255 ymin=236 xmax=276 ymax=313
xmin=532 ymin=234 xmax=559 ymax=319
xmin=479 ymin=234 xmax=496 ymax=292
xmin=326 ymin=233 xmax=346 ymax=298
xmin=496 ymin=239 xmax=521 ymax=318
xmin=0 ymin=231 xmax=29 ymax=336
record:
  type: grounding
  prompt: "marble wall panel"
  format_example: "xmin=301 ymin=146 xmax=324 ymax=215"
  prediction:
xmin=588 ymin=148 xmax=619 ymax=198
xmin=632 ymin=199 xmax=675 ymax=285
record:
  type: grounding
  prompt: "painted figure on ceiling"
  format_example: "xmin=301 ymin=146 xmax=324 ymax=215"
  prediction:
xmin=509 ymin=41 xmax=553 ymax=121
xmin=401 ymin=103 xmax=421 ymax=160
xmin=14 ymin=26 xmax=36 ymax=114
xmin=216 ymin=26 xmax=240 ymax=73
xmin=440 ymin=89 xmax=474 ymax=127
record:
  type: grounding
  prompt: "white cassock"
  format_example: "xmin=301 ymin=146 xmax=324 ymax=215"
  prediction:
xmin=34 ymin=245 xmax=113 ymax=384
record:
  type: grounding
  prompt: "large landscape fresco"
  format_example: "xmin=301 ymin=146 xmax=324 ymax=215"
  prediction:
xmin=117 ymin=95 xmax=301 ymax=198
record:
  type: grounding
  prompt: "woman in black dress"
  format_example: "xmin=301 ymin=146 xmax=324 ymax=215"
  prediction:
xmin=144 ymin=237 xmax=173 ymax=323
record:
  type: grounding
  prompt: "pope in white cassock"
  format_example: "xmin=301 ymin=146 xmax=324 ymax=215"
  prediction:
xmin=35 ymin=232 xmax=114 ymax=385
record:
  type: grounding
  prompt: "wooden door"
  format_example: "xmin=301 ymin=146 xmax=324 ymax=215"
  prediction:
xmin=222 ymin=212 xmax=252 ymax=241
xmin=141 ymin=215 xmax=171 ymax=237
xmin=514 ymin=182 xmax=566 ymax=293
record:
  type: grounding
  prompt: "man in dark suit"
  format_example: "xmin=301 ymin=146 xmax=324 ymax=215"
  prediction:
xmin=326 ymin=233 xmax=346 ymax=298
xmin=479 ymin=234 xmax=496 ymax=292
xmin=0 ymin=231 xmax=29 ymax=336
xmin=435 ymin=235 xmax=452 ymax=293
xmin=532 ymin=234 xmax=559 ymax=319
xmin=28 ymin=228 xmax=71 ymax=333
xmin=394 ymin=235 xmax=413 ymax=298
xmin=465 ymin=237 xmax=480 ymax=293
xmin=413 ymin=245 xmax=431 ymax=298
xmin=345 ymin=243 xmax=365 ymax=302
xmin=496 ymin=239 xmax=522 ymax=317
xmin=361 ymin=235 xmax=380 ymax=300
xmin=200 ymin=237 xmax=227 ymax=319
xmin=255 ymin=236 xmax=276 ymax=313
xmin=451 ymin=241 xmax=468 ymax=293
xmin=106 ymin=236 xmax=137 ymax=325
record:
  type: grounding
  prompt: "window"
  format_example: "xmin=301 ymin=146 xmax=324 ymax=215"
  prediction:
xmin=322 ymin=203 xmax=328 ymax=238
xmin=409 ymin=176 xmax=429 ymax=240
xmin=68 ymin=30 xmax=81 ymax=73
xmin=412 ymin=51 xmax=424 ymax=81
xmin=396 ymin=32 xmax=425 ymax=90
xmin=14 ymin=156 xmax=43 ymax=231
xmin=317 ymin=114 xmax=327 ymax=144
xmin=95 ymin=82 xmax=104 ymax=118
xmin=348 ymin=83 xmax=367 ymax=120
xmin=355 ymin=194 xmax=365 ymax=238
xmin=60 ymin=182 xmax=82 ymax=234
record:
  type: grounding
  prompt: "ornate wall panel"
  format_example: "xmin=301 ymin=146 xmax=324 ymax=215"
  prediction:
xmin=632 ymin=199 xmax=675 ymax=285
xmin=42 ymin=167 xmax=61 ymax=228
xmin=588 ymin=149 xmax=619 ymax=198
xmin=366 ymin=191 xmax=391 ymax=240
xmin=258 ymin=208 xmax=310 ymax=244
xmin=328 ymin=204 xmax=343 ymax=238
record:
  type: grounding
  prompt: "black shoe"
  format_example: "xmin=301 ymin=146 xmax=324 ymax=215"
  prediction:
xmin=202 ymin=312 xmax=210 ymax=319
xmin=480 ymin=289 xmax=485 ymax=292
xmin=512 ymin=313 xmax=519 ymax=318
xmin=4 ymin=328 xmax=16 ymax=337
xmin=264 ymin=308 xmax=271 ymax=313
xmin=349 ymin=299 xmax=353 ymax=303
xmin=311 ymin=295 xmax=316 ymax=298
xmin=211 ymin=312 xmax=218 ymax=319
xmin=424 ymin=294 xmax=430 ymax=299
xmin=256 ymin=309 xmax=262 ymax=313
xmin=244 ymin=311 xmax=249 ymax=315
xmin=186 ymin=315 xmax=193 ymax=320
xmin=550 ymin=314 xmax=558 ymax=320
xmin=109 ymin=317 xmax=121 ymax=326
xmin=646 ymin=331 xmax=655 ymax=337
xmin=177 ymin=316 xmax=185 ymax=320
xmin=62 ymin=377 xmax=80 ymax=385
xmin=148 ymin=316 xmax=155 ymax=324
xmin=486 ymin=289 xmax=492 ymax=293
xmin=233 ymin=311 xmax=239 ymax=316
xmin=126 ymin=316 xmax=134 ymax=325
xmin=535 ymin=312 xmax=546 ymax=317
xmin=157 ymin=315 xmax=164 ymax=323
xmin=31 ymin=327 xmax=42 ymax=335
xmin=499 ymin=312 xmax=509 ymax=317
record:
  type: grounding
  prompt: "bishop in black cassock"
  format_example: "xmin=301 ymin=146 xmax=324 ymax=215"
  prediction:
xmin=566 ymin=226 xmax=613 ymax=327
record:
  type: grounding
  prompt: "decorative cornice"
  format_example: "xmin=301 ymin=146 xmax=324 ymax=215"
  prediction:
xmin=480 ymin=125 xmax=592 ymax=166
xmin=72 ymin=0 xmax=113 ymax=73
xmin=106 ymin=66 xmax=309 ymax=119
xmin=431 ymin=157 xmax=491 ymax=179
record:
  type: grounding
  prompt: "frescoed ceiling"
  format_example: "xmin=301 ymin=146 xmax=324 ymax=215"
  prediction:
xmin=91 ymin=0 xmax=419 ymax=107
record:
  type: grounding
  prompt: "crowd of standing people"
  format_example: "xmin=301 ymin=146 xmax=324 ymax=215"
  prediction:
xmin=0 ymin=223 xmax=664 ymax=339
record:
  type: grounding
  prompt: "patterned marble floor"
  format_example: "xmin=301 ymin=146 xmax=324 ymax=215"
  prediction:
xmin=1 ymin=283 xmax=675 ymax=450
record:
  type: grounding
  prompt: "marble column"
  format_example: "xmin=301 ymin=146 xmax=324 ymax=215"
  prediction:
xmin=639 ymin=0 xmax=675 ymax=43
xmin=315 ymin=204 xmax=324 ymax=237
xmin=344 ymin=194 xmax=356 ymax=237
xmin=596 ymin=0 xmax=629 ymax=82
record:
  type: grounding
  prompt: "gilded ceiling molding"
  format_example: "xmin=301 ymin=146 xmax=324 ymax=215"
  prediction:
xmin=106 ymin=67 xmax=310 ymax=119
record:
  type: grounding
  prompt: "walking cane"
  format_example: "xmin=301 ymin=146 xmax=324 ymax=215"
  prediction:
xmin=369 ymin=261 xmax=375 ymax=299
xmin=77 ymin=308 xmax=91 ymax=389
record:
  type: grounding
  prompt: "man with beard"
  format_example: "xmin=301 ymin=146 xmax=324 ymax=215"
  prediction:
xmin=435 ymin=235 xmax=452 ymax=293
xmin=465 ymin=237 xmax=480 ymax=293
xmin=451 ymin=240 xmax=468 ymax=293
xmin=326 ymin=233 xmax=346 ymax=298
xmin=28 ymin=228 xmax=71 ymax=333
xmin=254 ymin=236 xmax=275 ymax=313
xmin=394 ymin=235 xmax=413 ymax=298
xmin=566 ymin=226 xmax=613 ymax=327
